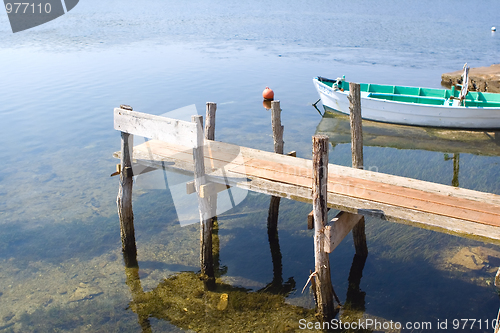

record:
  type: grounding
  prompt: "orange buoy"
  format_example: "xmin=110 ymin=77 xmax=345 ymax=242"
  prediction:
xmin=262 ymin=87 xmax=274 ymax=100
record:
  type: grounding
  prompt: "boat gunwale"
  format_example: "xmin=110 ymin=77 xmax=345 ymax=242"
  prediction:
xmin=314 ymin=77 xmax=500 ymax=109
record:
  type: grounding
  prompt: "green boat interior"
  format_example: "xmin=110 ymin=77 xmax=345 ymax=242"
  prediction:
xmin=317 ymin=76 xmax=500 ymax=108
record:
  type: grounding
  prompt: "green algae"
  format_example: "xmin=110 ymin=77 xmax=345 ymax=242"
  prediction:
xmin=126 ymin=270 xmax=316 ymax=333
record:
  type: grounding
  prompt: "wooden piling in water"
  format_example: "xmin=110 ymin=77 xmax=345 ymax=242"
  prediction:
xmin=348 ymin=83 xmax=369 ymax=257
xmin=348 ymin=82 xmax=363 ymax=169
xmin=271 ymin=100 xmax=284 ymax=155
xmin=312 ymin=135 xmax=336 ymax=321
xmin=205 ymin=102 xmax=217 ymax=219
xmin=192 ymin=115 xmax=215 ymax=288
xmin=116 ymin=104 xmax=138 ymax=266
xmin=205 ymin=102 xmax=217 ymax=142
xmin=204 ymin=103 xmax=223 ymax=283
xmin=268 ymin=100 xmax=284 ymax=287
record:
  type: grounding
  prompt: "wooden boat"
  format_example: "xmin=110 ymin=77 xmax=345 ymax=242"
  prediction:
xmin=313 ymin=71 xmax=500 ymax=129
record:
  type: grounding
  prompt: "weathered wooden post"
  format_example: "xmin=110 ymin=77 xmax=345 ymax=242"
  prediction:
xmin=348 ymin=83 xmax=369 ymax=257
xmin=268 ymin=100 xmax=284 ymax=288
xmin=312 ymin=135 xmax=336 ymax=321
xmin=116 ymin=104 xmax=138 ymax=266
xmin=205 ymin=102 xmax=216 ymax=141
xmin=204 ymin=102 xmax=221 ymax=277
xmin=205 ymin=102 xmax=217 ymax=218
xmin=192 ymin=115 xmax=215 ymax=289
xmin=348 ymin=83 xmax=363 ymax=169
xmin=271 ymin=100 xmax=284 ymax=154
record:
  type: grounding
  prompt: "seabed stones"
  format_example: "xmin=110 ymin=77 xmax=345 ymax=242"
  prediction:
xmin=69 ymin=283 xmax=104 ymax=302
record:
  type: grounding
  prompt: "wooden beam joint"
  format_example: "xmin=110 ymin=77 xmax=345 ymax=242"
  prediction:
xmin=186 ymin=181 xmax=232 ymax=197
xmin=324 ymin=211 xmax=364 ymax=253
xmin=308 ymin=208 xmax=330 ymax=230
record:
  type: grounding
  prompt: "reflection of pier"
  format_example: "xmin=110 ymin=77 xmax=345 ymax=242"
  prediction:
xmin=316 ymin=110 xmax=500 ymax=191
xmin=113 ymin=84 xmax=500 ymax=324
xmin=316 ymin=109 xmax=500 ymax=156
xmin=120 ymin=184 xmax=369 ymax=332
xmin=316 ymin=110 xmax=500 ymax=189
xmin=444 ymin=153 xmax=460 ymax=187
xmin=121 ymin=242 xmax=376 ymax=332
xmin=122 ymin=255 xmax=312 ymax=332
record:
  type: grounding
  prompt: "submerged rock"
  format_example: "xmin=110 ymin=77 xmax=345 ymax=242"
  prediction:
xmin=447 ymin=246 xmax=500 ymax=271
xmin=69 ymin=285 xmax=103 ymax=302
xmin=2 ymin=312 xmax=14 ymax=322
xmin=441 ymin=64 xmax=500 ymax=92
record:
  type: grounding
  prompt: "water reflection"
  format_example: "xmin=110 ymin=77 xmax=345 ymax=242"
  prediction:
xmin=444 ymin=153 xmax=460 ymax=187
xmin=340 ymin=254 xmax=368 ymax=325
xmin=122 ymin=253 xmax=375 ymax=332
xmin=261 ymin=196 xmax=296 ymax=295
xmin=122 ymin=241 xmax=310 ymax=332
xmin=316 ymin=110 xmax=500 ymax=189
xmin=316 ymin=110 xmax=500 ymax=157
xmin=124 ymin=265 xmax=153 ymax=333
xmin=124 ymin=267 xmax=314 ymax=332
xmin=118 ymin=190 xmax=386 ymax=332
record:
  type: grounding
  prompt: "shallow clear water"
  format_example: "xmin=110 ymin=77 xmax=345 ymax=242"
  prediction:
xmin=1 ymin=0 xmax=500 ymax=332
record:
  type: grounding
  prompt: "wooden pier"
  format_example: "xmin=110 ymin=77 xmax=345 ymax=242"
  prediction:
xmin=113 ymin=89 xmax=500 ymax=322
xmin=114 ymin=114 xmax=500 ymax=243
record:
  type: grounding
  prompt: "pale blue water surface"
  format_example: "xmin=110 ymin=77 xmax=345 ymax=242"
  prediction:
xmin=0 ymin=0 xmax=500 ymax=332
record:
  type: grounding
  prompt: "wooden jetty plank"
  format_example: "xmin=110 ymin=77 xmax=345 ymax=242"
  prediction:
xmin=220 ymin=168 xmax=500 ymax=244
xmin=221 ymin=141 xmax=499 ymax=206
xmin=129 ymin=139 xmax=252 ymax=172
xmin=229 ymin=161 xmax=500 ymax=226
xmin=115 ymin=139 xmax=500 ymax=243
xmin=230 ymin=157 xmax=500 ymax=219
xmin=121 ymin=140 xmax=500 ymax=219
xmin=121 ymin=140 xmax=500 ymax=221
xmin=226 ymin=171 xmax=500 ymax=242
xmin=114 ymin=108 xmax=199 ymax=148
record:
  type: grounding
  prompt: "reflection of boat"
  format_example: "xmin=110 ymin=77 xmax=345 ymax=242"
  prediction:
xmin=316 ymin=110 xmax=500 ymax=156
xmin=312 ymin=75 xmax=500 ymax=129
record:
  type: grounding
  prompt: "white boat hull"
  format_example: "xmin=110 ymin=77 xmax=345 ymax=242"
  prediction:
xmin=313 ymin=79 xmax=500 ymax=129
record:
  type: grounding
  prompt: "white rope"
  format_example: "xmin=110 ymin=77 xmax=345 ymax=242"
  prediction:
xmin=301 ymin=270 xmax=317 ymax=294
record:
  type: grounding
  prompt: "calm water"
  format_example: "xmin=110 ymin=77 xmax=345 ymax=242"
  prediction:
xmin=1 ymin=0 xmax=500 ymax=331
